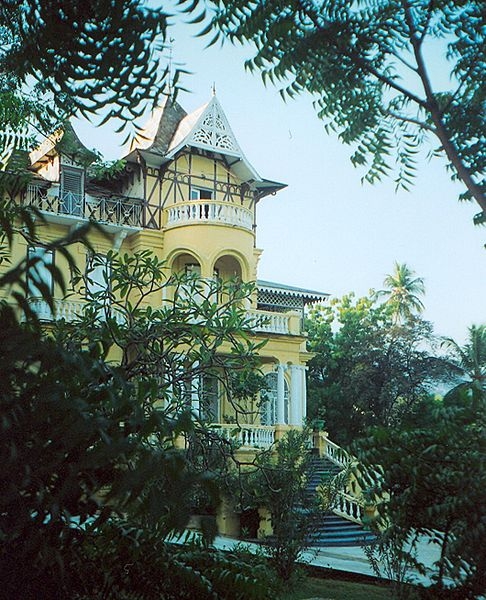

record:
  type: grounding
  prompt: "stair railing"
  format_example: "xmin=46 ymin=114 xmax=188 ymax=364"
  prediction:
xmin=323 ymin=437 xmax=350 ymax=468
xmin=331 ymin=491 xmax=364 ymax=525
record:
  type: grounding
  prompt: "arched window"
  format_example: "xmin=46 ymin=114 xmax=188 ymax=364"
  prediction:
xmin=260 ymin=372 xmax=289 ymax=425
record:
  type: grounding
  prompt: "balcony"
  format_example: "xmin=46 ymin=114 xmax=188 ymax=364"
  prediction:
xmin=246 ymin=308 xmax=303 ymax=336
xmin=25 ymin=184 xmax=144 ymax=228
xmin=211 ymin=424 xmax=276 ymax=449
xmin=26 ymin=298 xmax=124 ymax=324
xmin=165 ymin=200 xmax=253 ymax=231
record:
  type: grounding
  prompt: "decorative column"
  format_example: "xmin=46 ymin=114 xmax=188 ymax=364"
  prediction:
xmin=276 ymin=363 xmax=286 ymax=424
xmin=289 ymin=365 xmax=302 ymax=426
xmin=302 ymin=366 xmax=307 ymax=422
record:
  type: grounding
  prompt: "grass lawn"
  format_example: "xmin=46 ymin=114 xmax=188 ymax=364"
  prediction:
xmin=282 ymin=576 xmax=393 ymax=599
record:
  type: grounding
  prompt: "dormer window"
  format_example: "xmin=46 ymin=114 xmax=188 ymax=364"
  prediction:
xmin=190 ymin=187 xmax=213 ymax=200
xmin=60 ymin=165 xmax=84 ymax=216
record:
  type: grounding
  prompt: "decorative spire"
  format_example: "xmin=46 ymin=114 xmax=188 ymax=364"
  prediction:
xmin=167 ymin=37 xmax=175 ymax=97
xmin=212 ymin=82 xmax=216 ymax=96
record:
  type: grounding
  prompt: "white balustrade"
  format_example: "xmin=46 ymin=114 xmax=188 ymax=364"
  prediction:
xmin=211 ymin=424 xmax=275 ymax=449
xmin=166 ymin=201 xmax=253 ymax=231
xmin=26 ymin=298 xmax=124 ymax=324
xmin=324 ymin=437 xmax=350 ymax=468
xmin=246 ymin=309 xmax=292 ymax=335
xmin=332 ymin=491 xmax=364 ymax=524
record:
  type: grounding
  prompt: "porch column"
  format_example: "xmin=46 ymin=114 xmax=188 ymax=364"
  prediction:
xmin=302 ymin=366 xmax=307 ymax=422
xmin=276 ymin=363 xmax=286 ymax=424
xmin=289 ymin=365 xmax=303 ymax=426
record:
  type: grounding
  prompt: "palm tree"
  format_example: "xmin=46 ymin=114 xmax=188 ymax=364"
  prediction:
xmin=379 ymin=262 xmax=425 ymax=322
xmin=442 ymin=324 xmax=486 ymax=395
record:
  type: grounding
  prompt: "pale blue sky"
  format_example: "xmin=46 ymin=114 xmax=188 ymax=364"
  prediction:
xmin=74 ymin=15 xmax=485 ymax=344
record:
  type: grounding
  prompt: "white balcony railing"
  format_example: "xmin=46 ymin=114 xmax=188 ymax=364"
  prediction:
xmin=166 ymin=201 xmax=253 ymax=231
xmin=27 ymin=298 xmax=124 ymax=324
xmin=246 ymin=309 xmax=294 ymax=335
xmin=324 ymin=437 xmax=350 ymax=468
xmin=211 ymin=424 xmax=276 ymax=450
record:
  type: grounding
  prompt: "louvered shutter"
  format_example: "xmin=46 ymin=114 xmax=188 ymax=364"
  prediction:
xmin=60 ymin=166 xmax=84 ymax=215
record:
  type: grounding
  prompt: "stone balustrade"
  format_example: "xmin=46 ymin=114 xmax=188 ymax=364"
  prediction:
xmin=27 ymin=298 xmax=124 ymax=324
xmin=324 ymin=436 xmax=351 ymax=468
xmin=332 ymin=491 xmax=365 ymax=524
xmin=211 ymin=424 xmax=276 ymax=449
xmin=246 ymin=309 xmax=302 ymax=335
xmin=165 ymin=200 xmax=253 ymax=231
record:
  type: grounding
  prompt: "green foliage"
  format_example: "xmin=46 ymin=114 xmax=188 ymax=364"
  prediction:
xmin=0 ymin=0 xmax=175 ymax=132
xmin=364 ymin=530 xmax=421 ymax=600
xmin=379 ymin=262 xmax=425 ymax=324
xmin=0 ymin=300 xmax=209 ymax=597
xmin=89 ymin=158 xmax=128 ymax=182
xmin=355 ymin=389 xmax=486 ymax=598
xmin=306 ymin=291 xmax=442 ymax=445
xmin=0 ymin=207 xmax=269 ymax=598
xmin=441 ymin=324 xmax=486 ymax=397
xmin=205 ymin=0 xmax=485 ymax=212
xmin=59 ymin=249 xmax=266 ymax=424
xmin=241 ymin=430 xmax=316 ymax=584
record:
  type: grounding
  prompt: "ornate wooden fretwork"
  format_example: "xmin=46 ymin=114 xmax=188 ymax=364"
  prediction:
xmin=187 ymin=99 xmax=240 ymax=155
xmin=257 ymin=289 xmax=305 ymax=313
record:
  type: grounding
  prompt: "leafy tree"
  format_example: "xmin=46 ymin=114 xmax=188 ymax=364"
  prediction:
xmin=0 ymin=0 xmax=176 ymax=155
xmin=240 ymin=430 xmax=316 ymax=584
xmin=56 ymin=249 xmax=266 ymax=426
xmin=379 ymin=262 xmax=426 ymax=323
xmin=441 ymin=324 xmax=486 ymax=397
xmin=356 ymin=388 xmax=486 ymax=599
xmin=66 ymin=523 xmax=277 ymax=600
xmin=306 ymin=292 xmax=441 ymax=445
xmin=0 ymin=208 xmax=268 ymax=598
xmin=207 ymin=0 xmax=485 ymax=215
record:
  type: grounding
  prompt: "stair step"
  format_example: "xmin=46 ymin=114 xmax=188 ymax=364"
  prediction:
xmin=299 ymin=454 xmax=375 ymax=548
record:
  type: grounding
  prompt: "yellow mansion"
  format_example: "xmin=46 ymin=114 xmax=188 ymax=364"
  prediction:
xmin=12 ymin=94 xmax=329 ymax=448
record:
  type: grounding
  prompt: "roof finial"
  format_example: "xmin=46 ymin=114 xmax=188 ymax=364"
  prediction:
xmin=167 ymin=38 xmax=175 ymax=97
xmin=212 ymin=82 xmax=216 ymax=96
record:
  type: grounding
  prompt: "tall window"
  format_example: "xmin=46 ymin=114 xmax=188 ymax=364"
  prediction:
xmin=27 ymin=246 xmax=54 ymax=297
xmin=60 ymin=165 xmax=84 ymax=216
xmin=200 ymin=375 xmax=219 ymax=423
xmin=86 ymin=254 xmax=110 ymax=298
xmin=27 ymin=246 xmax=54 ymax=320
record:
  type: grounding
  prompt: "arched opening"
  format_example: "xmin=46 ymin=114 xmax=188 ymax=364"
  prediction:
xmin=213 ymin=254 xmax=244 ymax=304
xmin=260 ymin=372 xmax=289 ymax=426
xmin=170 ymin=252 xmax=202 ymax=302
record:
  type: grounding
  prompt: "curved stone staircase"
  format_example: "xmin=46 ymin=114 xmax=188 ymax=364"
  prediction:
xmin=304 ymin=454 xmax=375 ymax=548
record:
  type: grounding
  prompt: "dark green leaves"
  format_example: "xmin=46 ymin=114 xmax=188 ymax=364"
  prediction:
xmin=209 ymin=0 xmax=485 ymax=212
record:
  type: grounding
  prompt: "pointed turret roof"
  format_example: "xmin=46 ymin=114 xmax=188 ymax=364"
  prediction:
xmin=127 ymin=94 xmax=285 ymax=195
xmin=128 ymin=95 xmax=187 ymax=156
xmin=165 ymin=96 xmax=259 ymax=181
xmin=30 ymin=121 xmax=97 ymax=167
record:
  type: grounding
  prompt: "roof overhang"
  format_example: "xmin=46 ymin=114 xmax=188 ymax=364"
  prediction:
xmin=257 ymin=280 xmax=329 ymax=304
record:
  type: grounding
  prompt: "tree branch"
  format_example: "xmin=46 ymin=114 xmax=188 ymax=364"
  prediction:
xmin=402 ymin=0 xmax=486 ymax=211
xmin=384 ymin=109 xmax=436 ymax=133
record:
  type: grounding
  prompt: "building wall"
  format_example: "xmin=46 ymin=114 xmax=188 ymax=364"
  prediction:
xmin=5 ymin=130 xmax=314 ymax=431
